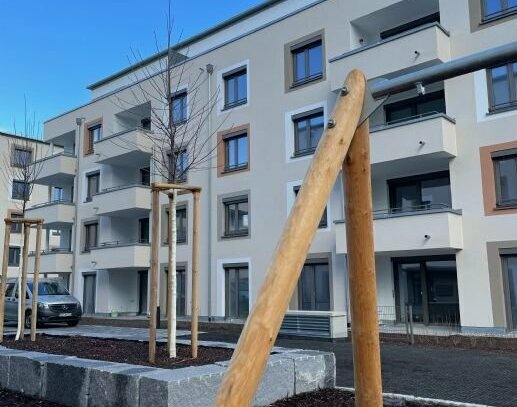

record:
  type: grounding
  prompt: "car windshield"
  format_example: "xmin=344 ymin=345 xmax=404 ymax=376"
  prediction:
xmin=27 ymin=281 xmax=69 ymax=296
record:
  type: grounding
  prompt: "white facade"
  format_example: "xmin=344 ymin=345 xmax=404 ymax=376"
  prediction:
xmin=37 ymin=0 xmax=517 ymax=333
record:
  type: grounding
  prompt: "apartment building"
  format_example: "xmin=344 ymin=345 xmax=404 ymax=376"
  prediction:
xmin=0 ymin=132 xmax=61 ymax=280
xmin=32 ymin=0 xmax=517 ymax=334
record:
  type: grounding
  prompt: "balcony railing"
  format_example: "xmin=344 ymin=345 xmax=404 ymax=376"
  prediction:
xmin=91 ymin=239 xmax=150 ymax=250
xmin=29 ymin=248 xmax=72 ymax=256
xmin=93 ymin=182 xmax=150 ymax=196
xmin=31 ymin=151 xmax=76 ymax=165
xmin=94 ymin=126 xmax=153 ymax=144
xmin=29 ymin=198 xmax=74 ymax=209
xmin=372 ymin=203 xmax=459 ymax=219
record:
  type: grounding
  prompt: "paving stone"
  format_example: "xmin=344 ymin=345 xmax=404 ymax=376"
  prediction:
xmin=278 ymin=351 xmax=335 ymax=394
xmin=139 ymin=364 xmax=226 ymax=407
xmin=87 ymin=364 xmax=158 ymax=407
xmin=0 ymin=347 xmax=25 ymax=389
xmin=43 ymin=357 xmax=115 ymax=407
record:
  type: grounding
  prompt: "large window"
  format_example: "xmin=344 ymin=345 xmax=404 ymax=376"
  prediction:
xmin=487 ymin=63 xmax=517 ymax=112
xmin=168 ymin=149 xmax=188 ymax=183
xmin=388 ymin=172 xmax=452 ymax=213
xmin=139 ymin=218 xmax=149 ymax=244
xmin=384 ymin=91 xmax=446 ymax=125
xmin=171 ymin=90 xmax=188 ymax=124
xmin=225 ymin=265 xmax=249 ymax=319
xmin=223 ymin=196 xmax=249 ymax=238
xmin=165 ymin=206 xmax=188 ymax=244
xmin=224 ymin=67 xmax=247 ymax=109
xmin=224 ymin=132 xmax=248 ymax=172
xmin=493 ymin=150 xmax=517 ymax=208
xmin=10 ymin=212 xmax=23 ymax=233
xmin=298 ymin=260 xmax=330 ymax=311
xmin=503 ymin=255 xmax=517 ymax=330
xmin=12 ymin=147 xmax=32 ymax=168
xmin=8 ymin=247 xmax=20 ymax=267
xmin=86 ymin=124 xmax=102 ymax=155
xmin=11 ymin=180 xmax=30 ymax=201
xmin=482 ymin=0 xmax=517 ymax=20
xmin=291 ymin=38 xmax=323 ymax=86
xmin=84 ymin=222 xmax=98 ymax=252
xmin=293 ymin=186 xmax=327 ymax=228
xmin=140 ymin=167 xmax=150 ymax=186
xmin=86 ymin=172 xmax=100 ymax=202
xmin=293 ymin=109 xmax=324 ymax=157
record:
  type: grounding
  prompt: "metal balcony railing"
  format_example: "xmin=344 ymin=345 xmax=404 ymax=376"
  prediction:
xmin=28 ymin=198 xmax=74 ymax=209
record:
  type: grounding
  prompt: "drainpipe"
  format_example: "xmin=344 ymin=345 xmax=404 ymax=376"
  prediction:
xmin=71 ymin=117 xmax=84 ymax=294
xmin=206 ymin=63 xmax=214 ymax=320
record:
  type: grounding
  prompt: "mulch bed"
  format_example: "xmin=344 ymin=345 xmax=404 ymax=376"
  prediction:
xmin=3 ymin=334 xmax=234 ymax=369
xmin=269 ymin=388 xmax=440 ymax=407
xmin=0 ymin=389 xmax=65 ymax=407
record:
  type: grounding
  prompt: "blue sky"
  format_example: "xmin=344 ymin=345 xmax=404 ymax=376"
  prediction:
xmin=0 ymin=0 xmax=264 ymax=135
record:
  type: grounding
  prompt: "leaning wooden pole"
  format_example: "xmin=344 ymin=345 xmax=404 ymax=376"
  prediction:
xmin=343 ymin=120 xmax=383 ymax=407
xmin=0 ymin=220 xmax=12 ymax=343
xmin=19 ymin=222 xmax=31 ymax=340
xmin=30 ymin=221 xmax=43 ymax=342
xmin=191 ymin=189 xmax=200 ymax=358
xmin=149 ymin=188 xmax=160 ymax=363
xmin=213 ymin=70 xmax=366 ymax=407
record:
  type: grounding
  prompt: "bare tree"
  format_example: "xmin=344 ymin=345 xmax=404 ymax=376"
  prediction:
xmin=107 ymin=1 xmax=228 ymax=359
xmin=0 ymin=99 xmax=47 ymax=341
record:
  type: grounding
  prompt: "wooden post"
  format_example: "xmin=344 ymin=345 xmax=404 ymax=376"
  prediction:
xmin=0 ymin=220 xmax=12 ymax=343
xmin=213 ymin=70 xmax=366 ymax=407
xmin=191 ymin=189 xmax=200 ymax=358
xmin=31 ymin=222 xmax=43 ymax=341
xmin=149 ymin=188 xmax=160 ymax=363
xmin=343 ymin=119 xmax=383 ymax=407
xmin=19 ymin=222 xmax=31 ymax=340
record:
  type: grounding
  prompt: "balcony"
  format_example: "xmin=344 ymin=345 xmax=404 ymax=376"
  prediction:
xmin=329 ymin=23 xmax=450 ymax=91
xmin=92 ymin=184 xmax=151 ymax=217
xmin=94 ymin=128 xmax=153 ymax=166
xmin=89 ymin=240 xmax=150 ymax=270
xmin=370 ymin=113 xmax=457 ymax=165
xmin=335 ymin=205 xmax=463 ymax=255
xmin=25 ymin=200 xmax=75 ymax=229
xmin=28 ymin=249 xmax=73 ymax=274
xmin=31 ymin=152 xmax=76 ymax=186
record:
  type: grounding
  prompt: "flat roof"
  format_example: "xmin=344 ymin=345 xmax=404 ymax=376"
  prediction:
xmin=87 ymin=0 xmax=286 ymax=90
xmin=0 ymin=131 xmax=48 ymax=145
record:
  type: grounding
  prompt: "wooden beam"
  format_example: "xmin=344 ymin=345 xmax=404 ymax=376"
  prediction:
xmin=213 ymin=70 xmax=366 ymax=407
xmin=151 ymin=182 xmax=201 ymax=193
xmin=30 ymin=222 xmax=43 ymax=342
xmin=4 ymin=218 xmax=44 ymax=225
xmin=0 ymin=221 xmax=11 ymax=343
xmin=343 ymin=119 xmax=383 ymax=407
xmin=19 ymin=223 xmax=31 ymax=339
xmin=149 ymin=188 xmax=160 ymax=363
xmin=191 ymin=189 xmax=200 ymax=358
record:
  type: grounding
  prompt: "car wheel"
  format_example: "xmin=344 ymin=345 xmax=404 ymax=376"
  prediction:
xmin=24 ymin=311 xmax=31 ymax=330
xmin=67 ymin=320 xmax=79 ymax=327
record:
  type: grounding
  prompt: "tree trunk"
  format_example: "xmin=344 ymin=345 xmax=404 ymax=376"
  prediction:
xmin=167 ymin=189 xmax=177 ymax=358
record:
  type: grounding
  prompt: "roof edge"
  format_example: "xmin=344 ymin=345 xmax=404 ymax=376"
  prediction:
xmin=0 ymin=131 xmax=48 ymax=145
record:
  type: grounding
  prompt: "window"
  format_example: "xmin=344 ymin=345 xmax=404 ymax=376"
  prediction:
xmin=493 ymin=151 xmax=517 ymax=207
xmin=293 ymin=186 xmax=327 ymax=228
xmin=502 ymin=254 xmax=517 ymax=329
xmin=53 ymin=187 xmax=64 ymax=202
xmin=8 ymin=247 xmax=21 ymax=267
xmin=12 ymin=147 xmax=32 ymax=168
xmin=292 ymin=39 xmax=323 ymax=86
xmin=380 ymin=13 xmax=440 ymax=39
xmin=140 ymin=167 xmax=150 ymax=186
xmin=224 ymin=67 xmax=247 ymax=109
xmin=5 ymin=282 xmax=15 ymax=298
xmin=165 ymin=206 xmax=188 ymax=244
xmin=388 ymin=172 xmax=452 ymax=213
xmin=482 ymin=0 xmax=517 ymax=20
xmin=10 ymin=212 xmax=22 ymax=233
xmin=487 ymin=63 xmax=517 ymax=112
xmin=139 ymin=218 xmax=149 ymax=243
xmin=86 ymin=172 xmax=100 ymax=202
xmin=86 ymin=124 xmax=102 ymax=155
xmin=384 ymin=91 xmax=446 ymax=124
xmin=223 ymin=196 xmax=249 ymax=237
xmin=84 ymin=222 xmax=98 ymax=252
xmin=298 ymin=260 xmax=330 ymax=311
xmin=293 ymin=109 xmax=324 ymax=157
xmin=168 ymin=150 xmax=188 ymax=183
xmin=11 ymin=180 xmax=30 ymax=200
xmin=171 ymin=90 xmax=188 ymax=124
xmin=141 ymin=117 xmax=151 ymax=130
xmin=224 ymin=132 xmax=248 ymax=172
xmin=225 ymin=265 xmax=249 ymax=319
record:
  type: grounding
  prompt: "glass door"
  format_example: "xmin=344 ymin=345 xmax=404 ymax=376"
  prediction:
xmin=504 ymin=255 xmax=517 ymax=330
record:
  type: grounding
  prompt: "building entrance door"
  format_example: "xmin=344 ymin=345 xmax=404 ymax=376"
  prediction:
xmin=83 ymin=274 xmax=96 ymax=315
xmin=138 ymin=270 xmax=148 ymax=315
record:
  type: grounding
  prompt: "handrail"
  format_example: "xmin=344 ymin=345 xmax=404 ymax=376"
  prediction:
xmin=373 ymin=203 xmax=451 ymax=215
xmin=94 ymin=126 xmax=153 ymax=144
xmin=370 ymin=112 xmax=456 ymax=132
xmin=27 ymin=199 xmax=74 ymax=209
xmin=28 ymin=248 xmax=72 ymax=256
xmin=93 ymin=182 xmax=151 ymax=195
xmin=92 ymin=239 xmax=150 ymax=249
xmin=30 ymin=151 xmax=76 ymax=165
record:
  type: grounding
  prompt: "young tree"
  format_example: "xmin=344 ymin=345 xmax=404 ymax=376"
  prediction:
xmin=109 ymin=1 xmax=227 ymax=359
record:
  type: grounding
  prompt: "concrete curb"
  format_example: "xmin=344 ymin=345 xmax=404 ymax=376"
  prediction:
xmin=0 ymin=344 xmax=335 ymax=407
xmin=338 ymin=387 xmax=496 ymax=407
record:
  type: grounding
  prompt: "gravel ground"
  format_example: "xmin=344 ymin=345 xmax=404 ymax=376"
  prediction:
xmin=0 ymin=389 xmax=65 ymax=407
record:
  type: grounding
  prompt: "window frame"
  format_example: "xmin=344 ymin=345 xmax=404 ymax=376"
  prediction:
xmin=85 ymin=172 xmax=100 ymax=202
xmin=8 ymin=246 xmax=21 ymax=267
xmin=383 ymin=90 xmax=446 ymax=125
xmin=486 ymin=63 xmax=517 ymax=113
xmin=292 ymin=108 xmax=325 ymax=157
xmin=223 ymin=131 xmax=249 ymax=172
xmin=297 ymin=259 xmax=331 ymax=311
xmin=493 ymin=150 xmax=517 ymax=208
xmin=291 ymin=38 xmax=324 ymax=87
xmin=223 ymin=67 xmax=248 ymax=110
xmin=293 ymin=185 xmax=328 ymax=228
xmin=84 ymin=222 xmax=99 ymax=252
xmin=86 ymin=123 xmax=102 ymax=155
xmin=481 ymin=0 xmax=517 ymax=21
xmin=170 ymin=90 xmax=188 ymax=125
xmin=224 ymin=264 xmax=249 ymax=319
xmin=11 ymin=146 xmax=33 ymax=168
xmin=11 ymin=180 xmax=30 ymax=201
xmin=501 ymin=254 xmax=517 ymax=330
xmin=223 ymin=195 xmax=249 ymax=238
xmin=9 ymin=212 xmax=23 ymax=233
